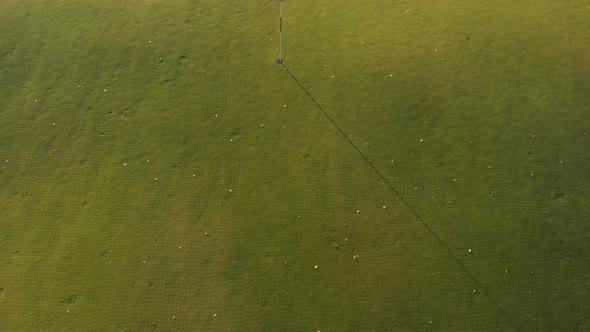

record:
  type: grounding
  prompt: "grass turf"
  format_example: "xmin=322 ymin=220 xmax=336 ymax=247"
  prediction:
xmin=0 ymin=0 xmax=589 ymax=330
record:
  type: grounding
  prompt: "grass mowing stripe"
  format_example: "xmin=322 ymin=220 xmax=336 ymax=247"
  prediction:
xmin=280 ymin=62 xmax=517 ymax=330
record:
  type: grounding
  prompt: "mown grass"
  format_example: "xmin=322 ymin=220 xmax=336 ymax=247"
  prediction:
xmin=0 ymin=0 xmax=589 ymax=330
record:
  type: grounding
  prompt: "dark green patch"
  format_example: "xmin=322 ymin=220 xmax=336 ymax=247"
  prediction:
xmin=62 ymin=294 xmax=78 ymax=304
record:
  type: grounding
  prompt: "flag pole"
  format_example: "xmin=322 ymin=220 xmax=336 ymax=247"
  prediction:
xmin=277 ymin=0 xmax=283 ymax=64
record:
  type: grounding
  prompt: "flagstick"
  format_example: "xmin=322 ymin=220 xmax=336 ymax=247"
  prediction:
xmin=277 ymin=0 xmax=283 ymax=64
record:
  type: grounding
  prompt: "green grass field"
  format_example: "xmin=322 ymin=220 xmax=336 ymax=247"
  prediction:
xmin=1 ymin=0 xmax=589 ymax=330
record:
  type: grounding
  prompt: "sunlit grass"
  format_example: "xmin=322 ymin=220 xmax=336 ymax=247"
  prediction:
xmin=0 ymin=0 xmax=589 ymax=330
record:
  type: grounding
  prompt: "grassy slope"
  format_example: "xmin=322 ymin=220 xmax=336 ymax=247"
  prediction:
xmin=0 ymin=0 xmax=588 ymax=330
